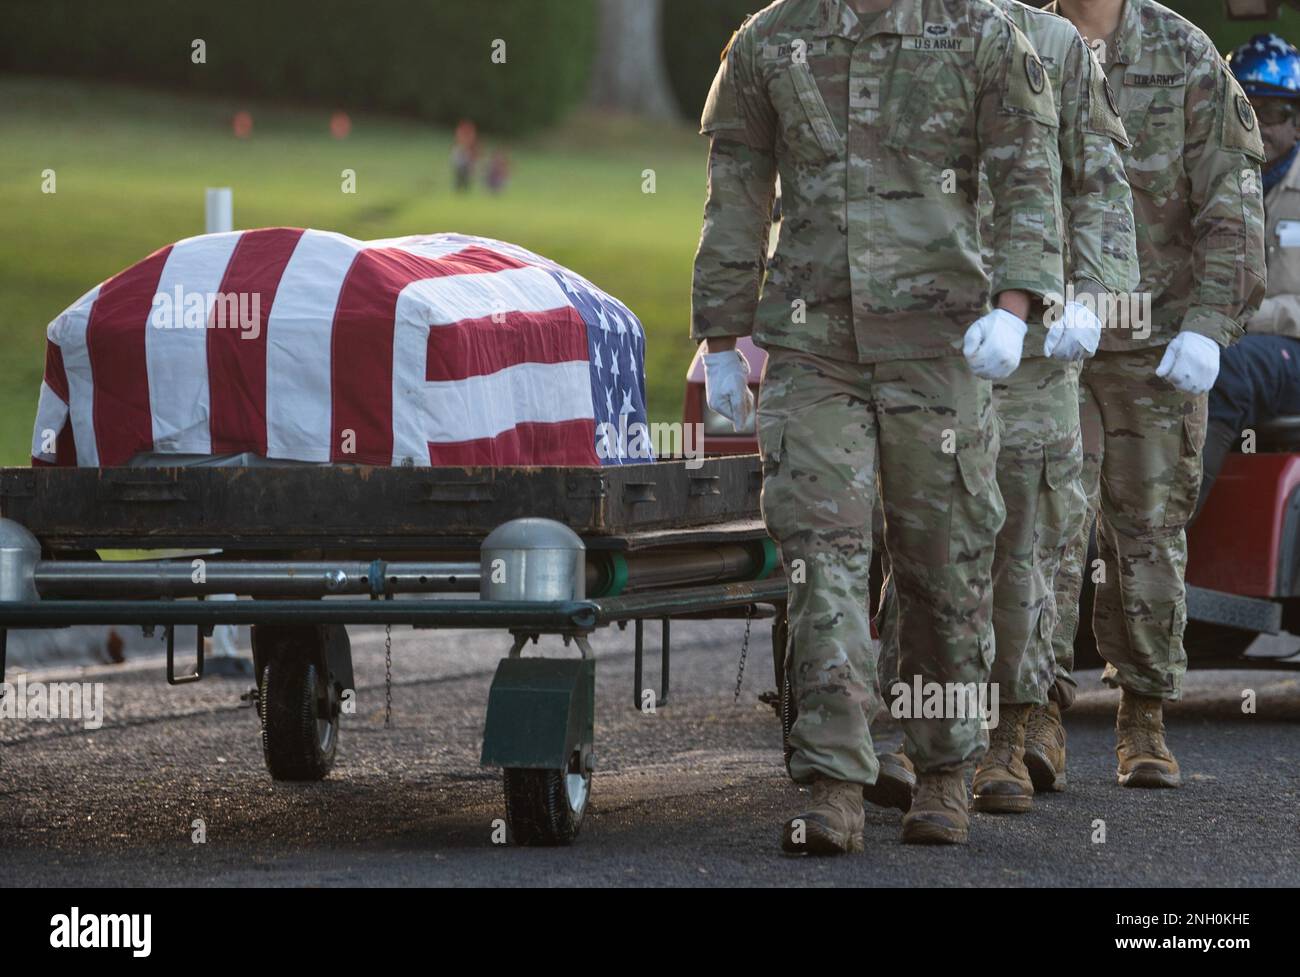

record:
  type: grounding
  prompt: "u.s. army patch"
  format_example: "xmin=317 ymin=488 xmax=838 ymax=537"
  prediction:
xmin=1084 ymin=59 xmax=1129 ymax=145
xmin=1025 ymin=53 xmax=1046 ymax=94
xmin=1237 ymin=94 xmax=1257 ymax=131
xmin=1221 ymin=72 xmax=1265 ymax=162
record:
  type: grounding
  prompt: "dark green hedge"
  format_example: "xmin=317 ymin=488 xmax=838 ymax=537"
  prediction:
xmin=663 ymin=0 xmax=768 ymax=125
xmin=0 ymin=0 xmax=597 ymax=134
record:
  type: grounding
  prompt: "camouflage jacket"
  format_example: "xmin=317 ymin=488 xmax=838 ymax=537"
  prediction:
xmin=988 ymin=0 xmax=1139 ymax=355
xmin=690 ymin=0 xmax=1065 ymax=363
xmin=1046 ymin=0 xmax=1267 ymax=350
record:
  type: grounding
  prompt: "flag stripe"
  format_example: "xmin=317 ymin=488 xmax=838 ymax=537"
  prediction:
xmin=50 ymin=286 xmax=102 ymax=466
xmin=407 ymin=264 xmax=573 ymax=327
xmin=334 ymin=245 xmax=539 ymax=464
xmin=43 ymin=340 xmax=70 ymax=403
xmin=87 ymin=246 xmax=172 ymax=466
xmin=147 ymin=234 xmax=242 ymax=455
xmin=421 ymin=360 xmax=596 ymax=443
xmin=31 ymin=381 xmax=70 ymax=463
xmin=425 ymin=309 xmax=589 ymax=381
xmin=427 ymin=419 xmax=599 ymax=467
xmin=265 ymin=230 xmax=360 ymax=462
xmin=208 ymin=227 xmax=305 ymax=455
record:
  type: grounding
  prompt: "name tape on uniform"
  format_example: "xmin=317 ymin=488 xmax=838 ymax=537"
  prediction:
xmin=763 ymin=40 xmax=829 ymax=60
xmin=1278 ymin=220 xmax=1300 ymax=248
xmin=902 ymin=35 xmax=974 ymax=53
xmin=1124 ymin=72 xmax=1185 ymax=87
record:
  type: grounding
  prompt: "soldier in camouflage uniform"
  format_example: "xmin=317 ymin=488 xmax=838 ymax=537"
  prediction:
xmin=1045 ymin=0 xmax=1266 ymax=788
xmin=873 ymin=0 xmax=1140 ymax=814
xmin=691 ymin=0 xmax=1063 ymax=852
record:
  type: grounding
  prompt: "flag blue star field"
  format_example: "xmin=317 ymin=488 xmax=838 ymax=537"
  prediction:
xmin=546 ymin=265 xmax=654 ymax=466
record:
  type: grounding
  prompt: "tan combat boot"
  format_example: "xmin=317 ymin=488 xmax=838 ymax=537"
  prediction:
xmin=1116 ymin=690 xmax=1181 ymax=788
xmin=901 ymin=770 xmax=969 ymax=844
xmin=1024 ymin=701 xmax=1067 ymax=792
xmin=971 ymin=703 xmax=1034 ymax=813
xmin=782 ymin=776 xmax=866 ymax=855
xmin=863 ymin=750 xmax=915 ymax=812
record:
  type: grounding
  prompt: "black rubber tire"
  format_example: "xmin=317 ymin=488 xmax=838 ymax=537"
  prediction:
xmin=260 ymin=656 xmax=337 ymax=782
xmin=503 ymin=763 xmax=589 ymax=846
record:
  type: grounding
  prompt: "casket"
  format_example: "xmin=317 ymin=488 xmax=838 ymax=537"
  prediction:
xmin=31 ymin=230 xmax=651 ymax=468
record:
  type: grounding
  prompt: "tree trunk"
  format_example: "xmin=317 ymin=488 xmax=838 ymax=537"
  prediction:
xmin=588 ymin=0 xmax=680 ymax=119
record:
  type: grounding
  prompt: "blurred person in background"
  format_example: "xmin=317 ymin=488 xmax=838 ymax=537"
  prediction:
xmin=486 ymin=150 xmax=512 ymax=194
xmin=452 ymin=119 xmax=480 ymax=192
xmin=1197 ymin=33 xmax=1300 ymax=519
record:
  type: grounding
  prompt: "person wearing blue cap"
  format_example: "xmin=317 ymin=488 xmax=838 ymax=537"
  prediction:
xmin=1198 ymin=33 xmax=1300 ymax=518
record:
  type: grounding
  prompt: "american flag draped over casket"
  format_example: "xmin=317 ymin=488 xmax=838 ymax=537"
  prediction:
xmin=31 ymin=229 xmax=652 ymax=468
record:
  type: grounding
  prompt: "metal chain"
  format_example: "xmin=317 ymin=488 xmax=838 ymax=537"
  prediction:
xmin=384 ymin=624 xmax=393 ymax=729
xmin=733 ymin=605 xmax=754 ymax=704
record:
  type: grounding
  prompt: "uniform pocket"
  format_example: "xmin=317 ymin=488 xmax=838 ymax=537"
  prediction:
xmin=756 ymin=414 xmax=790 ymax=542
xmin=1038 ymin=600 xmax=1055 ymax=642
xmin=1167 ymin=600 xmax=1188 ymax=666
xmin=1009 ymin=211 xmax=1047 ymax=278
xmin=780 ymin=61 xmax=842 ymax=158
xmin=1122 ymin=89 xmax=1184 ymax=201
xmin=949 ymin=441 xmax=1005 ymax=564
xmin=885 ymin=60 xmax=967 ymax=170
xmin=1037 ymin=434 xmax=1085 ymax=566
xmin=757 ymin=414 xmax=786 ymax=473
xmin=1043 ymin=435 xmax=1083 ymax=492
xmin=1161 ymin=409 xmax=1208 ymax=529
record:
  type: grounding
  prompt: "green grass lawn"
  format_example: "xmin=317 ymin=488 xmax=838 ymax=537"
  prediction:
xmin=0 ymin=77 xmax=712 ymax=465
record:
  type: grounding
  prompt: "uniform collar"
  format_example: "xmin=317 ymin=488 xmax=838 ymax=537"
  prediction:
xmin=816 ymin=0 xmax=925 ymax=40
xmin=1045 ymin=0 xmax=1143 ymax=66
xmin=1112 ymin=0 xmax=1143 ymax=67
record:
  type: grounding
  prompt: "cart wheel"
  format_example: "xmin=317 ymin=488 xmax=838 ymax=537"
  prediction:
xmin=502 ymin=753 xmax=590 ymax=846
xmin=260 ymin=654 xmax=338 ymax=782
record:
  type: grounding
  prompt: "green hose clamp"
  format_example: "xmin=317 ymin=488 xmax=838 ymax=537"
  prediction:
xmin=595 ymin=552 xmax=629 ymax=597
xmin=752 ymin=537 xmax=779 ymax=580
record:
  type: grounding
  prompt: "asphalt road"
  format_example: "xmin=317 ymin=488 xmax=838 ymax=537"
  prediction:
xmin=1 ymin=620 xmax=1297 ymax=887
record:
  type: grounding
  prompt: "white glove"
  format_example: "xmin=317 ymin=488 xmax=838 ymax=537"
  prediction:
xmin=703 ymin=348 xmax=756 ymax=432
xmin=1156 ymin=331 xmax=1220 ymax=395
xmin=963 ymin=310 xmax=1027 ymax=379
xmin=1043 ymin=301 xmax=1102 ymax=361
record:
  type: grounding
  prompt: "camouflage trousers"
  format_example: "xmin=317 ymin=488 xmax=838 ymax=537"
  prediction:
xmin=1051 ymin=346 xmax=1207 ymax=702
xmin=877 ymin=357 xmax=1085 ymax=715
xmin=758 ymin=348 xmax=1004 ymax=783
